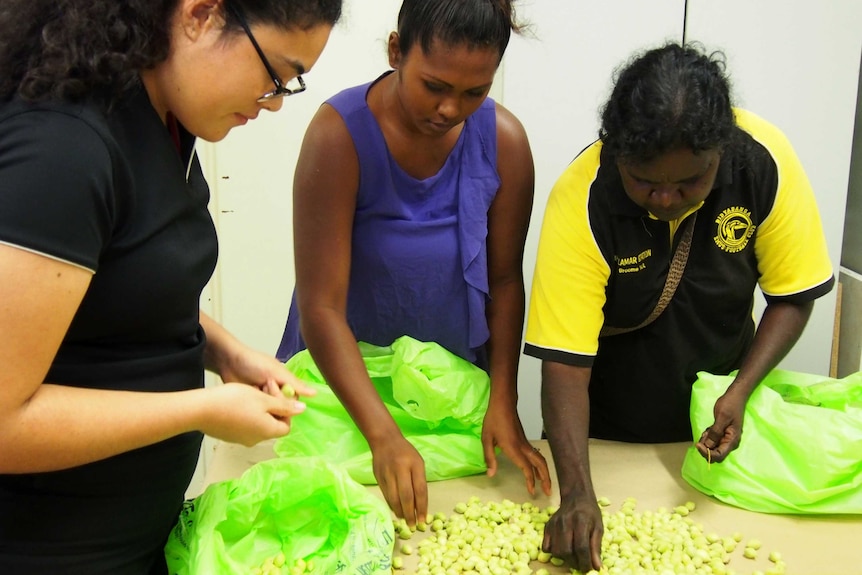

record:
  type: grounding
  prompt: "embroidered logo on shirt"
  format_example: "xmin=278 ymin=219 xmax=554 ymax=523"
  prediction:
xmin=615 ymin=249 xmax=652 ymax=274
xmin=713 ymin=206 xmax=756 ymax=253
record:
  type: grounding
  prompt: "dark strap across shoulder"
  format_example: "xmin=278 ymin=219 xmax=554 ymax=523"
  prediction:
xmin=600 ymin=212 xmax=697 ymax=337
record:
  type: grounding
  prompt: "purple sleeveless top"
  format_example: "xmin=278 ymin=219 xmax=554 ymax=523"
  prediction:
xmin=276 ymin=73 xmax=500 ymax=369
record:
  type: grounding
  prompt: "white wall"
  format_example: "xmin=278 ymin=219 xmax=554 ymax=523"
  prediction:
xmin=684 ymin=0 xmax=862 ymax=376
xmin=199 ymin=0 xmax=862 ymax=442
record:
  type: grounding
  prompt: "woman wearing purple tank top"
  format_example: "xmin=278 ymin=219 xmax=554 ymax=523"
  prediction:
xmin=279 ymin=0 xmax=552 ymax=525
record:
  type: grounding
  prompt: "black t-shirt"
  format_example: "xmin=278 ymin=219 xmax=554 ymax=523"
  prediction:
xmin=0 ymin=89 xmax=218 ymax=574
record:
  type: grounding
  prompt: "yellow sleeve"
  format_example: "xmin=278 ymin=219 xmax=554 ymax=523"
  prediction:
xmin=525 ymin=142 xmax=611 ymax=362
xmin=735 ymin=109 xmax=834 ymax=298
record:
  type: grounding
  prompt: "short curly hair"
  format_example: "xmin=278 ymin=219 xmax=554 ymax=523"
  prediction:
xmin=599 ymin=42 xmax=736 ymax=162
xmin=0 ymin=0 xmax=341 ymax=106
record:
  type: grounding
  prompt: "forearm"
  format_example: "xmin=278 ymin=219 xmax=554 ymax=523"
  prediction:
xmin=200 ymin=310 xmax=244 ymax=376
xmin=727 ymin=301 xmax=813 ymax=397
xmin=541 ymin=361 xmax=595 ymax=500
xmin=0 ymin=383 xmax=207 ymax=473
xmin=485 ymin=275 xmax=526 ymax=408
xmin=299 ymin=307 xmax=401 ymax=446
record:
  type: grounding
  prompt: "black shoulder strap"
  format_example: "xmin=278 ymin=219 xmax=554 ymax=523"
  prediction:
xmin=600 ymin=212 xmax=697 ymax=337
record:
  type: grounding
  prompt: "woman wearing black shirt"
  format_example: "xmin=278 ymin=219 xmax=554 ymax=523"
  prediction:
xmin=0 ymin=0 xmax=341 ymax=572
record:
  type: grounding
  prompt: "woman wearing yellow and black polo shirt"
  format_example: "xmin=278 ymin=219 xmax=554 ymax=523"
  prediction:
xmin=525 ymin=42 xmax=834 ymax=572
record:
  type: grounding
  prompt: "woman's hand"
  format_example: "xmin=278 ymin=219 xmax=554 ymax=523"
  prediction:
xmin=695 ymin=388 xmax=747 ymax=463
xmin=202 ymin=333 xmax=317 ymax=442
xmin=481 ymin=398 xmax=552 ymax=497
xmin=198 ymin=382 xmax=308 ymax=446
xmin=199 ymin=311 xmax=314 ymax=400
xmin=697 ymin=301 xmax=815 ymax=463
xmin=216 ymin=345 xmax=316 ymax=401
xmin=370 ymin=434 xmax=428 ymax=527
xmin=542 ymin=491 xmax=604 ymax=572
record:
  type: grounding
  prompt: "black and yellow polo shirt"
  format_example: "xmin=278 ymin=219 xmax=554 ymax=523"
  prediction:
xmin=524 ymin=108 xmax=834 ymax=442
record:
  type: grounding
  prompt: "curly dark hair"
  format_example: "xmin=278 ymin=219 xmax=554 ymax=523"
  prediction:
xmin=396 ymin=0 xmax=524 ymax=62
xmin=0 ymin=0 xmax=341 ymax=106
xmin=599 ymin=42 xmax=737 ymax=162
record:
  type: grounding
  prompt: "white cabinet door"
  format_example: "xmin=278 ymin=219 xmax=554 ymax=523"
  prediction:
xmin=685 ymin=0 xmax=862 ymax=375
xmin=503 ymin=0 xmax=686 ymax=437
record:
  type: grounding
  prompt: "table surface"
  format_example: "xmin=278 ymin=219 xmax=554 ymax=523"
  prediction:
xmin=202 ymin=438 xmax=861 ymax=574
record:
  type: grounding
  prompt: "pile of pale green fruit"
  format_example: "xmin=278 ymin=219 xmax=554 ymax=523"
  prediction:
xmin=389 ymin=496 xmax=788 ymax=575
xmin=245 ymin=476 xmax=789 ymax=575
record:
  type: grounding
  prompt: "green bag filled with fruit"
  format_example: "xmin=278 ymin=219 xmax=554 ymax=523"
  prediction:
xmin=682 ymin=369 xmax=862 ymax=514
xmin=274 ymin=335 xmax=490 ymax=484
xmin=164 ymin=457 xmax=394 ymax=575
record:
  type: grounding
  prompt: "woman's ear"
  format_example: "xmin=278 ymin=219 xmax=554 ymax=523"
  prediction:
xmin=387 ymin=31 xmax=402 ymax=69
xmin=177 ymin=0 xmax=223 ymax=41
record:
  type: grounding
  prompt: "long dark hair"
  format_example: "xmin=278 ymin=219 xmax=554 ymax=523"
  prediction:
xmin=396 ymin=0 xmax=523 ymax=62
xmin=0 ymin=0 xmax=341 ymax=105
xmin=599 ymin=42 xmax=737 ymax=162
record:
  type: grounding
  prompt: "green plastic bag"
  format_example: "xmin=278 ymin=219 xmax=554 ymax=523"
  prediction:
xmin=681 ymin=369 xmax=862 ymax=514
xmin=274 ymin=336 xmax=490 ymax=484
xmin=164 ymin=457 xmax=394 ymax=574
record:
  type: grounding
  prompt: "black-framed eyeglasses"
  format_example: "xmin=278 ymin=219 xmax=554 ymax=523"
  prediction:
xmin=226 ymin=2 xmax=307 ymax=102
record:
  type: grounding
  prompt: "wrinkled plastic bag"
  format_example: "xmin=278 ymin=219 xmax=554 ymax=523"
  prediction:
xmin=681 ymin=369 xmax=862 ymax=514
xmin=274 ymin=336 xmax=490 ymax=484
xmin=165 ymin=457 xmax=394 ymax=574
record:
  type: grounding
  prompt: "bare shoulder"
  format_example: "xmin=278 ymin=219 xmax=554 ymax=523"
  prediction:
xmin=300 ymin=103 xmax=355 ymax=158
xmin=492 ymin=101 xmax=534 ymax=180
xmin=487 ymin=100 xmax=534 ymax=226
xmin=295 ymin=103 xmax=359 ymax=193
xmin=493 ymin=101 xmax=530 ymax=147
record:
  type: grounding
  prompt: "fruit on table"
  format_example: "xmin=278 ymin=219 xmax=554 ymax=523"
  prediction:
xmin=246 ymin=498 xmax=788 ymax=574
xmin=390 ymin=496 xmax=788 ymax=575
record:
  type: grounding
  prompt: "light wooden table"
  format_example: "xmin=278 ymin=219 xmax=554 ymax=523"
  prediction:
xmin=202 ymin=438 xmax=861 ymax=574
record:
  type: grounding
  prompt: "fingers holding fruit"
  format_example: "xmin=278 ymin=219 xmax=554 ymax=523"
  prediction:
xmin=200 ymin=383 xmax=304 ymax=446
xmin=695 ymin=425 xmax=739 ymax=464
xmin=280 ymin=382 xmax=296 ymax=399
xmin=697 ymin=392 xmax=746 ymax=463
xmin=258 ymin=374 xmax=316 ymax=402
xmin=216 ymin=345 xmax=316 ymax=404
xmin=278 ymin=375 xmax=316 ymax=399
